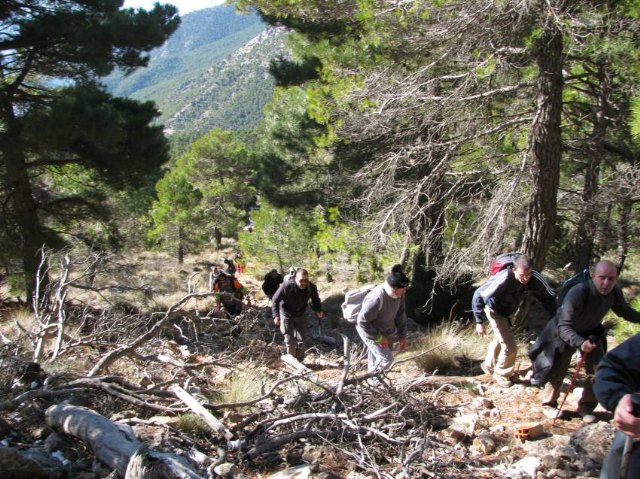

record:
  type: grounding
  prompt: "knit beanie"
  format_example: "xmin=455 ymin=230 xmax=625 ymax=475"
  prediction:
xmin=386 ymin=264 xmax=410 ymax=288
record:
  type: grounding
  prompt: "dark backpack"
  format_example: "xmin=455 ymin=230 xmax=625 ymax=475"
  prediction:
xmin=489 ymin=252 xmax=522 ymax=276
xmin=557 ymin=268 xmax=590 ymax=307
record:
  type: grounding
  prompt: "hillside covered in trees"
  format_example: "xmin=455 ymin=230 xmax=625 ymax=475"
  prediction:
xmin=102 ymin=5 xmax=285 ymax=139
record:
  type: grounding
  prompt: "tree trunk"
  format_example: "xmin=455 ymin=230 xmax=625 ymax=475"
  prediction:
xmin=521 ymin=15 xmax=564 ymax=271
xmin=615 ymin=200 xmax=630 ymax=273
xmin=0 ymin=104 xmax=48 ymax=304
xmin=45 ymin=404 xmax=203 ymax=478
xmin=178 ymin=226 xmax=185 ymax=264
xmin=574 ymin=62 xmax=609 ymax=271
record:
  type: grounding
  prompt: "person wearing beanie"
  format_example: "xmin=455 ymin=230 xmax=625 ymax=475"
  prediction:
xmin=356 ymin=264 xmax=410 ymax=380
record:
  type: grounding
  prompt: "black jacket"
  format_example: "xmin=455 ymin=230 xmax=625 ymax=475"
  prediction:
xmin=594 ymin=333 xmax=640 ymax=412
xmin=272 ymin=278 xmax=321 ymax=319
xmin=472 ymin=268 xmax=556 ymax=323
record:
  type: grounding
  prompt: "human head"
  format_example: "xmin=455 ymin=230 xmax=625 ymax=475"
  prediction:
xmin=270 ymin=269 xmax=279 ymax=277
xmin=513 ymin=255 xmax=533 ymax=285
xmin=593 ymin=260 xmax=618 ymax=296
xmin=218 ymin=273 xmax=230 ymax=285
xmin=386 ymin=264 xmax=410 ymax=298
xmin=295 ymin=268 xmax=309 ymax=289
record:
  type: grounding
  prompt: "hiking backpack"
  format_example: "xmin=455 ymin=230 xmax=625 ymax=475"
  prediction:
xmin=489 ymin=252 xmax=522 ymax=276
xmin=341 ymin=284 xmax=379 ymax=323
xmin=556 ymin=268 xmax=590 ymax=308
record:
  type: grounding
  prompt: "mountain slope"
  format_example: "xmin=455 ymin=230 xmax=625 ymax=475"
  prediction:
xmin=162 ymin=26 xmax=287 ymax=136
xmin=102 ymin=5 xmax=286 ymax=135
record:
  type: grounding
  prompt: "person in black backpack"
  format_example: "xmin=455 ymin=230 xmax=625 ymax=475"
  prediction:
xmin=472 ymin=254 xmax=556 ymax=388
xmin=533 ymin=260 xmax=640 ymax=423
xmin=261 ymin=269 xmax=283 ymax=300
xmin=224 ymin=257 xmax=236 ymax=275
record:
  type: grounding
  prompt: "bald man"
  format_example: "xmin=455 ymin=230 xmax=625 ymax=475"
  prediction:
xmin=541 ymin=260 xmax=640 ymax=423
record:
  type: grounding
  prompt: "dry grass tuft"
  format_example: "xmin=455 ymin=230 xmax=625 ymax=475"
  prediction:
xmin=176 ymin=413 xmax=211 ymax=436
xmin=411 ymin=321 xmax=486 ymax=375
xmin=221 ymin=370 xmax=264 ymax=405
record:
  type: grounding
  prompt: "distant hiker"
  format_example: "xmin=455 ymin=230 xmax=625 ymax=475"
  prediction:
xmin=272 ymin=268 xmax=324 ymax=362
xmin=213 ymin=227 xmax=222 ymax=248
xmin=212 ymin=272 xmax=248 ymax=318
xmin=356 ymin=264 xmax=410 ymax=378
xmin=594 ymin=333 xmax=640 ymax=478
xmin=531 ymin=260 xmax=640 ymax=423
xmin=283 ymin=266 xmax=297 ymax=282
xmin=209 ymin=265 xmax=222 ymax=290
xmin=235 ymin=250 xmax=245 ymax=274
xmin=262 ymin=269 xmax=283 ymax=300
xmin=472 ymin=254 xmax=556 ymax=388
xmin=224 ymin=257 xmax=236 ymax=275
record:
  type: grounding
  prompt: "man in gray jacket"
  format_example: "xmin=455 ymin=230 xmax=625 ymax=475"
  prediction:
xmin=356 ymin=264 xmax=410 ymax=377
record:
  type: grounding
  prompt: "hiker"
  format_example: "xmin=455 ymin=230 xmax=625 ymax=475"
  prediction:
xmin=594 ymin=333 xmax=640 ymax=479
xmin=209 ymin=265 xmax=222 ymax=290
xmin=533 ymin=260 xmax=640 ymax=422
xmin=356 ymin=264 xmax=410 ymax=377
xmin=224 ymin=257 xmax=236 ymax=275
xmin=213 ymin=227 xmax=222 ymax=248
xmin=472 ymin=254 xmax=556 ymax=388
xmin=235 ymin=250 xmax=245 ymax=274
xmin=283 ymin=266 xmax=297 ymax=282
xmin=212 ymin=272 xmax=248 ymax=318
xmin=261 ymin=269 xmax=283 ymax=300
xmin=272 ymin=268 xmax=324 ymax=362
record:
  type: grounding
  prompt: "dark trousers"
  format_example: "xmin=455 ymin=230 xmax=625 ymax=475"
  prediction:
xmin=543 ymin=340 xmax=604 ymax=413
xmin=280 ymin=312 xmax=308 ymax=361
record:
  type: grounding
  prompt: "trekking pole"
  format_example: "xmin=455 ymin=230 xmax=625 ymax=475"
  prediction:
xmin=553 ymin=350 xmax=589 ymax=426
xmin=619 ymin=394 xmax=640 ymax=479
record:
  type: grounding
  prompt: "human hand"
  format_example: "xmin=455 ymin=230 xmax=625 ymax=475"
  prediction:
xmin=581 ymin=338 xmax=596 ymax=353
xmin=273 ymin=317 xmax=280 ymax=327
xmin=377 ymin=336 xmax=389 ymax=349
xmin=614 ymin=394 xmax=640 ymax=438
xmin=475 ymin=323 xmax=485 ymax=337
xmin=399 ymin=338 xmax=409 ymax=350
xmin=315 ymin=310 xmax=325 ymax=319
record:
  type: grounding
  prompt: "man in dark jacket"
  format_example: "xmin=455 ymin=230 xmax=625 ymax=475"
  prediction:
xmin=261 ymin=269 xmax=283 ymax=300
xmin=272 ymin=268 xmax=324 ymax=362
xmin=594 ymin=333 xmax=640 ymax=478
xmin=537 ymin=260 xmax=640 ymax=423
xmin=472 ymin=254 xmax=556 ymax=387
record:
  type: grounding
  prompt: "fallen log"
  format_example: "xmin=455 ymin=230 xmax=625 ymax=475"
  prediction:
xmin=45 ymin=403 xmax=203 ymax=478
xmin=169 ymin=384 xmax=233 ymax=440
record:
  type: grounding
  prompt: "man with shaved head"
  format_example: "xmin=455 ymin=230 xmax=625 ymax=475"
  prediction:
xmin=540 ymin=260 xmax=640 ymax=423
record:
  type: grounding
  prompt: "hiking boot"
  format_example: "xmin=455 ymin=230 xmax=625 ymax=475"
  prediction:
xmin=542 ymin=405 xmax=561 ymax=420
xmin=578 ymin=407 xmax=598 ymax=424
xmin=529 ymin=376 xmax=545 ymax=388
xmin=480 ymin=363 xmax=493 ymax=375
xmin=493 ymin=374 xmax=513 ymax=388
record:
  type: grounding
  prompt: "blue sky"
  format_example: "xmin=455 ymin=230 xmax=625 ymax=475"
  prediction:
xmin=123 ymin=0 xmax=225 ymax=15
